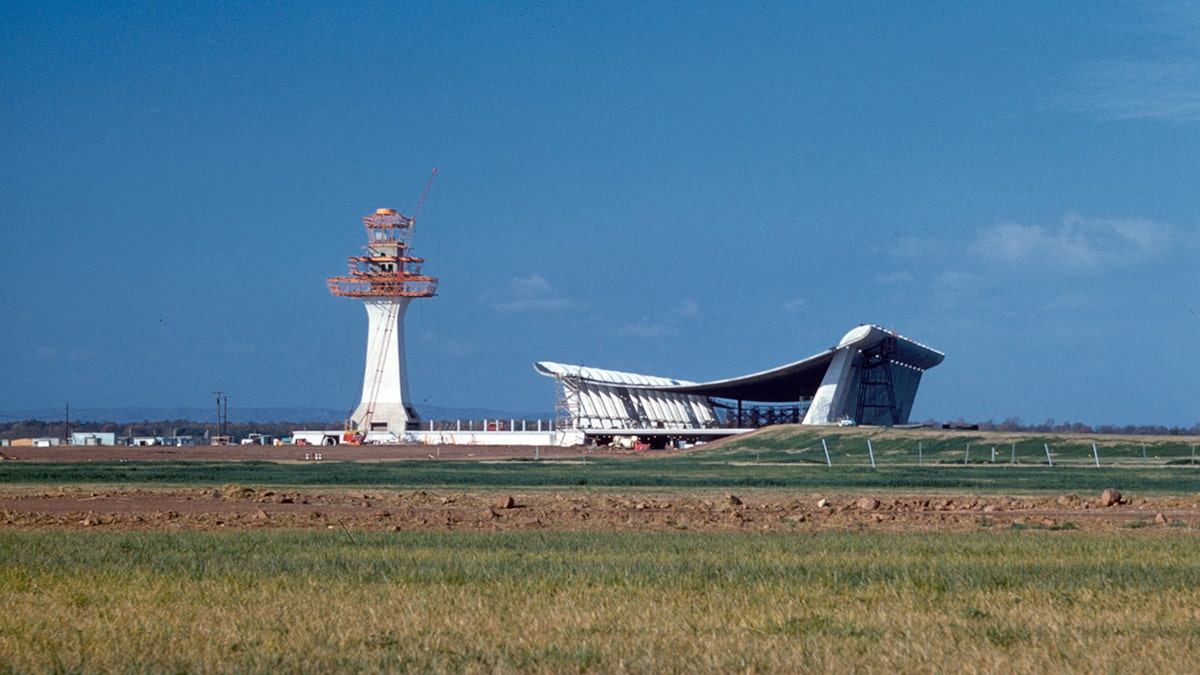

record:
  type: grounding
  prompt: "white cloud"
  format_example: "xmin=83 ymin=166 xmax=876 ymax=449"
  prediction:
xmin=783 ymin=298 xmax=806 ymax=313
xmin=971 ymin=213 xmax=1173 ymax=272
xmin=484 ymin=274 xmax=574 ymax=313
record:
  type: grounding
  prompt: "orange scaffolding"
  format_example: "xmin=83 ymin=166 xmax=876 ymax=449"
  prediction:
xmin=327 ymin=208 xmax=438 ymax=299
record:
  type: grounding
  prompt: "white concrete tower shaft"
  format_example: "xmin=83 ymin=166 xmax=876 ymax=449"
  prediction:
xmin=349 ymin=296 xmax=416 ymax=431
xmin=327 ymin=180 xmax=438 ymax=433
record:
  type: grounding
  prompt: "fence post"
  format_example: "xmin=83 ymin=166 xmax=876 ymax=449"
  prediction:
xmin=1092 ymin=442 xmax=1100 ymax=468
xmin=867 ymin=439 xmax=876 ymax=470
xmin=822 ymin=438 xmax=832 ymax=467
xmin=1011 ymin=442 xmax=1015 ymax=466
xmin=991 ymin=446 xmax=995 ymax=463
xmin=1044 ymin=443 xmax=1053 ymax=467
xmin=918 ymin=441 xmax=922 ymax=467
xmin=1142 ymin=445 xmax=1147 ymax=468
xmin=964 ymin=443 xmax=970 ymax=466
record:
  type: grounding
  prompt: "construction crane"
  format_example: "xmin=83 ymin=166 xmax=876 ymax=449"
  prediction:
xmin=410 ymin=167 xmax=437 ymax=228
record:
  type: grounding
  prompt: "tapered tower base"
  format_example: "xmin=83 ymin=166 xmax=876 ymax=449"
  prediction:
xmin=349 ymin=297 xmax=420 ymax=433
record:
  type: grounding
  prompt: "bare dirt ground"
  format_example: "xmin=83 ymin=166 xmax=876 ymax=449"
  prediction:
xmin=4 ymin=443 xmax=1200 ymax=534
xmin=3 ymin=486 xmax=1200 ymax=534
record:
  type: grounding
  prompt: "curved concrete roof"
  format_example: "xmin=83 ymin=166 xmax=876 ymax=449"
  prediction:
xmin=532 ymin=361 xmax=696 ymax=387
xmin=536 ymin=324 xmax=945 ymax=404
xmin=654 ymin=349 xmax=838 ymax=401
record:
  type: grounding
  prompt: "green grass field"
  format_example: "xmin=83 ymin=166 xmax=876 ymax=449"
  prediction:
xmin=4 ymin=427 xmax=1199 ymax=494
xmin=4 ymin=529 xmax=1200 ymax=672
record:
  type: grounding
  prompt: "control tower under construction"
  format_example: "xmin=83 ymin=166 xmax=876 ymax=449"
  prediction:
xmin=327 ymin=175 xmax=437 ymax=433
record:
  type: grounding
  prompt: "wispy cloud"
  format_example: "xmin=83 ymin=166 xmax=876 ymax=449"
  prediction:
xmin=616 ymin=319 xmax=673 ymax=338
xmin=889 ymin=237 xmax=945 ymax=259
xmin=970 ymin=213 xmax=1173 ymax=272
xmin=1059 ymin=5 xmax=1200 ymax=121
xmin=1040 ymin=291 xmax=1102 ymax=314
xmin=417 ymin=330 xmax=475 ymax=357
xmin=613 ymin=300 xmax=701 ymax=338
xmin=675 ymin=299 xmax=700 ymax=318
xmin=933 ymin=270 xmax=983 ymax=289
xmin=782 ymin=298 xmax=806 ymax=313
xmin=484 ymin=274 xmax=575 ymax=313
xmin=1066 ymin=59 xmax=1200 ymax=121
xmin=876 ymin=271 xmax=914 ymax=284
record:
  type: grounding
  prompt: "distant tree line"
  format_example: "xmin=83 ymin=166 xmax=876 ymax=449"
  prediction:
xmin=965 ymin=418 xmax=1200 ymax=436
xmin=4 ymin=417 xmax=1198 ymax=443
xmin=0 ymin=419 xmax=332 ymax=442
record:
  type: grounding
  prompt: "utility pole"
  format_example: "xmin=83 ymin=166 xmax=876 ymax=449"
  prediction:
xmin=212 ymin=392 xmax=230 ymax=445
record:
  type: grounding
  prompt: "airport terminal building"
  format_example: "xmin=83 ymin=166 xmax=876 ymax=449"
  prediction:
xmin=536 ymin=324 xmax=944 ymax=447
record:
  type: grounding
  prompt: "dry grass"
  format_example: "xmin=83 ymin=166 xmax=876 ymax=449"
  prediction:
xmin=4 ymin=529 xmax=1200 ymax=672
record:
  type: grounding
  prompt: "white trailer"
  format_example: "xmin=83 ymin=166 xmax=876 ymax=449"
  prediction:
xmin=292 ymin=430 xmax=346 ymax=446
xmin=291 ymin=429 xmax=401 ymax=446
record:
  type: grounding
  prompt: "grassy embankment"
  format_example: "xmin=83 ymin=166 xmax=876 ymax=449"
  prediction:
xmin=4 ymin=427 xmax=1199 ymax=494
xmin=3 ymin=529 xmax=1200 ymax=672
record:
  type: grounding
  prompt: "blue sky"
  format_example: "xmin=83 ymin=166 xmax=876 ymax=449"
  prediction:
xmin=2 ymin=1 xmax=1197 ymax=426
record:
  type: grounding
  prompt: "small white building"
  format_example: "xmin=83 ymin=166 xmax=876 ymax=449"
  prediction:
xmin=71 ymin=432 xmax=117 ymax=446
xmin=164 ymin=436 xmax=201 ymax=447
xmin=33 ymin=437 xmax=61 ymax=448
